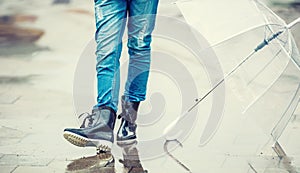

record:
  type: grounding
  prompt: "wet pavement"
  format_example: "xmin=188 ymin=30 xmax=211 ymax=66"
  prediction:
xmin=0 ymin=0 xmax=300 ymax=172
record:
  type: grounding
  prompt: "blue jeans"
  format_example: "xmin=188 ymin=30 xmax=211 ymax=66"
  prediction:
xmin=94 ymin=0 xmax=159 ymax=112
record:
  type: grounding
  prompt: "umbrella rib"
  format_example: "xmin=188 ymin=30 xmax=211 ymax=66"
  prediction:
xmin=189 ymin=28 xmax=288 ymax=112
xmin=246 ymin=49 xmax=282 ymax=86
xmin=188 ymin=50 xmax=256 ymax=112
xmin=246 ymin=26 xmax=290 ymax=87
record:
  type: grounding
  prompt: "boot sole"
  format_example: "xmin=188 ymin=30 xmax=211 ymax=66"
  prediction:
xmin=63 ymin=131 xmax=112 ymax=152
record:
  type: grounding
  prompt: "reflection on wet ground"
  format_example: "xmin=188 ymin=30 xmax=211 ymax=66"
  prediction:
xmin=0 ymin=13 xmax=47 ymax=56
xmin=52 ymin=0 xmax=71 ymax=5
xmin=0 ymin=15 xmax=38 ymax=25
xmin=0 ymin=75 xmax=35 ymax=85
xmin=0 ymin=43 xmax=49 ymax=57
xmin=117 ymin=141 xmax=148 ymax=173
xmin=66 ymin=152 xmax=115 ymax=173
xmin=66 ymin=140 xmax=148 ymax=173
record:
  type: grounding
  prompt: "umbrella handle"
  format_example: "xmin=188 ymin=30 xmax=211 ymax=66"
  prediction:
xmin=163 ymin=139 xmax=192 ymax=173
xmin=286 ymin=17 xmax=300 ymax=29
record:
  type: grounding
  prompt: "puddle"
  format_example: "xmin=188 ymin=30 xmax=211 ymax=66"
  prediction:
xmin=0 ymin=14 xmax=47 ymax=56
xmin=66 ymin=141 xmax=148 ymax=173
xmin=66 ymin=153 xmax=115 ymax=173
xmin=0 ymin=25 xmax=44 ymax=45
xmin=52 ymin=0 xmax=71 ymax=5
xmin=0 ymin=14 xmax=38 ymax=25
xmin=0 ymin=43 xmax=49 ymax=57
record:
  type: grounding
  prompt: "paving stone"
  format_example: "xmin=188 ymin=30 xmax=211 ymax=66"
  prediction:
xmin=263 ymin=168 xmax=289 ymax=173
xmin=0 ymin=138 xmax=22 ymax=147
xmin=0 ymin=126 xmax=25 ymax=138
xmin=0 ymin=154 xmax=53 ymax=166
xmin=0 ymin=142 xmax=40 ymax=156
xmin=0 ymin=126 xmax=26 ymax=146
xmin=0 ymin=166 xmax=18 ymax=173
xmin=0 ymin=93 xmax=21 ymax=104
xmin=47 ymin=159 xmax=71 ymax=172
xmin=221 ymin=156 xmax=253 ymax=172
xmin=12 ymin=166 xmax=56 ymax=173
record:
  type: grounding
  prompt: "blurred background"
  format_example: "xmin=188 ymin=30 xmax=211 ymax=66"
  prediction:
xmin=0 ymin=0 xmax=300 ymax=173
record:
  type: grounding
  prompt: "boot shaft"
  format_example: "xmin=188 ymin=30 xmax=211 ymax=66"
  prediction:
xmin=117 ymin=96 xmax=140 ymax=141
xmin=120 ymin=95 xmax=140 ymax=123
xmin=92 ymin=106 xmax=116 ymax=130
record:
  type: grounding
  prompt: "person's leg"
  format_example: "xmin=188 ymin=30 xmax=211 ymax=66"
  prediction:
xmin=94 ymin=0 xmax=128 ymax=112
xmin=117 ymin=0 xmax=159 ymax=142
xmin=124 ymin=0 xmax=159 ymax=102
xmin=64 ymin=0 xmax=128 ymax=151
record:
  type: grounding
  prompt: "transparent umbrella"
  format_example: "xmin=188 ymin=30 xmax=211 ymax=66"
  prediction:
xmin=159 ymin=0 xmax=300 ymax=172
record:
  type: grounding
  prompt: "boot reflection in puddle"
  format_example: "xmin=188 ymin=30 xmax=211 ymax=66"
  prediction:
xmin=66 ymin=151 xmax=115 ymax=173
xmin=118 ymin=140 xmax=148 ymax=173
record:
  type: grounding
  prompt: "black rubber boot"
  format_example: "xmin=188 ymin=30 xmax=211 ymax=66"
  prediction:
xmin=117 ymin=96 xmax=140 ymax=142
xmin=63 ymin=106 xmax=116 ymax=152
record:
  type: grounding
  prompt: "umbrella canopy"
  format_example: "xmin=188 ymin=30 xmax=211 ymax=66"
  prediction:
xmin=150 ymin=0 xmax=300 ymax=172
xmin=174 ymin=0 xmax=300 ymax=145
